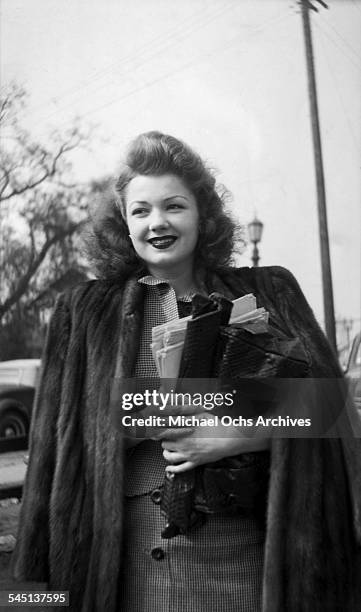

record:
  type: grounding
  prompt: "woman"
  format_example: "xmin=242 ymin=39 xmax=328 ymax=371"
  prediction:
xmin=12 ymin=131 xmax=361 ymax=611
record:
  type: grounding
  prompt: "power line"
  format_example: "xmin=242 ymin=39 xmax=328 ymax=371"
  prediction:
xmin=52 ymin=11 xmax=294 ymax=131
xmin=29 ymin=3 xmax=215 ymax=116
xmin=33 ymin=5 xmax=296 ymax=130
xmin=32 ymin=2 xmax=239 ymax=126
xmin=315 ymin=23 xmax=361 ymax=157
xmin=321 ymin=18 xmax=361 ymax=63
xmin=313 ymin=21 xmax=361 ymax=72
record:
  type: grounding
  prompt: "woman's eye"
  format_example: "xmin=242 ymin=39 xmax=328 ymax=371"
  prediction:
xmin=167 ymin=203 xmax=184 ymax=210
xmin=131 ymin=207 xmax=148 ymax=216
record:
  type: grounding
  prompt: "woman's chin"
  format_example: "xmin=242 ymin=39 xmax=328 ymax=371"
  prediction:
xmin=145 ymin=253 xmax=194 ymax=276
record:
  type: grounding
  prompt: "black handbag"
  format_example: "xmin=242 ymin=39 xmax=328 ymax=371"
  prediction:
xmin=160 ymin=450 xmax=271 ymax=538
xmin=216 ymin=323 xmax=310 ymax=379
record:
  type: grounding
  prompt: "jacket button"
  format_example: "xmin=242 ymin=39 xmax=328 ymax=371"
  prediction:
xmin=150 ymin=488 xmax=162 ymax=505
xmin=151 ymin=547 xmax=165 ymax=561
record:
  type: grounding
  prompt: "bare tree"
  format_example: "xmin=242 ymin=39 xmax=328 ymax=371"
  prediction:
xmin=0 ymin=84 xmax=95 ymax=355
xmin=0 ymin=84 xmax=87 ymax=202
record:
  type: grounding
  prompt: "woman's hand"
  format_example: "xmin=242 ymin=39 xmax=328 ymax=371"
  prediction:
xmin=160 ymin=412 xmax=271 ymax=473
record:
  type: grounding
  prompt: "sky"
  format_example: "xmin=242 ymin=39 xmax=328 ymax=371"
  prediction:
xmin=1 ymin=0 xmax=360 ymax=341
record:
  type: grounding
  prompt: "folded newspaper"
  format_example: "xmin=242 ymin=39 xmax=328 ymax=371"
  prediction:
xmin=151 ymin=294 xmax=269 ymax=378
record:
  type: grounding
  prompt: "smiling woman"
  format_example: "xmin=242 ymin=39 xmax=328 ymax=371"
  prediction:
xmin=85 ymin=131 xmax=242 ymax=286
xmin=11 ymin=131 xmax=361 ymax=612
xmin=126 ymin=173 xmax=200 ymax=281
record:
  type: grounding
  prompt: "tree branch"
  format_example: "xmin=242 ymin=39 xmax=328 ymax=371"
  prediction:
xmin=0 ymin=219 xmax=86 ymax=319
xmin=0 ymin=134 xmax=86 ymax=202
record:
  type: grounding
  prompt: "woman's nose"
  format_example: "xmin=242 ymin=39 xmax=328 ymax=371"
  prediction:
xmin=148 ymin=211 xmax=169 ymax=232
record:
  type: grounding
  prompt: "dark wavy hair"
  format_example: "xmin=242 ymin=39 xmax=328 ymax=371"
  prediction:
xmin=85 ymin=131 xmax=244 ymax=281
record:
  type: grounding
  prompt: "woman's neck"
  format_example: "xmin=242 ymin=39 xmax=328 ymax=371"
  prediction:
xmin=147 ymin=265 xmax=196 ymax=297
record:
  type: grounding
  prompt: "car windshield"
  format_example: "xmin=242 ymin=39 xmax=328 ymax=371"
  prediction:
xmin=0 ymin=367 xmax=22 ymax=385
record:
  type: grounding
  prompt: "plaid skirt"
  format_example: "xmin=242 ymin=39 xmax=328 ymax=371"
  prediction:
xmin=119 ymin=483 xmax=265 ymax=612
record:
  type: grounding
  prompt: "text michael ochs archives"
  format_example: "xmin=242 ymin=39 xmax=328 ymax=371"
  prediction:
xmin=121 ymin=414 xmax=312 ymax=428
xmin=119 ymin=389 xmax=312 ymax=429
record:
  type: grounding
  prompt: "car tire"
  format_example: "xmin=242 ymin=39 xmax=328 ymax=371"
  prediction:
xmin=0 ymin=406 xmax=29 ymax=439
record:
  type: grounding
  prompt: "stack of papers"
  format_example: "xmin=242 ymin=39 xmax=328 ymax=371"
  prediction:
xmin=151 ymin=293 xmax=269 ymax=378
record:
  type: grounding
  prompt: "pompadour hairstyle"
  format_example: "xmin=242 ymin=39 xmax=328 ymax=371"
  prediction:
xmin=85 ymin=131 xmax=244 ymax=281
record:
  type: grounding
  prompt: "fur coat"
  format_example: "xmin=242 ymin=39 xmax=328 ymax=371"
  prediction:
xmin=11 ymin=265 xmax=361 ymax=611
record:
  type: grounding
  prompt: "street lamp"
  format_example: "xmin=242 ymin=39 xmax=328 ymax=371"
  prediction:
xmin=248 ymin=216 xmax=263 ymax=267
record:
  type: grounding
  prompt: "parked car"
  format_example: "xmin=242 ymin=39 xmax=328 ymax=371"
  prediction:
xmin=0 ymin=359 xmax=41 ymax=444
xmin=344 ymin=332 xmax=361 ymax=414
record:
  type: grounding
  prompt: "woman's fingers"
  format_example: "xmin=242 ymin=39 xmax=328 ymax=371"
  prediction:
xmin=165 ymin=461 xmax=195 ymax=473
xmin=161 ymin=439 xmax=179 ymax=451
xmin=162 ymin=449 xmax=185 ymax=463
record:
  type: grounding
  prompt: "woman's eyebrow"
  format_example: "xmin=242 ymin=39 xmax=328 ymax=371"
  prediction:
xmin=129 ymin=195 xmax=189 ymax=206
xmin=163 ymin=195 xmax=189 ymax=202
xmin=129 ymin=199 xmax=149 ymax=206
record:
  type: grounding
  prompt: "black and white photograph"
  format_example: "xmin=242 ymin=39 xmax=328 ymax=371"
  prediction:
xmin=0 ymin=1 xmax=360 ymax=610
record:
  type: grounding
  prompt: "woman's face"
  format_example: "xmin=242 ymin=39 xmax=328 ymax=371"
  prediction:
xmin=125 ymin=173 xmax=199 ymax=277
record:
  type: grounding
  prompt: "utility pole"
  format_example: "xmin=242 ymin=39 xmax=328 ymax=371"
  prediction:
xmin=300 ymin=0 xmax=337 ymax=354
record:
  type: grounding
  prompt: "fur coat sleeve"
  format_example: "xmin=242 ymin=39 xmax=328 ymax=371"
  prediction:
xmin=260 ymin=267 xmax=361 ymax=612
xmin=11 ymin=278 xmax=145 ymax=612
xmin=11 ymin=292 xmax=72 ymax=581
xmin=265 ymin=267 xmax=361 ymax=531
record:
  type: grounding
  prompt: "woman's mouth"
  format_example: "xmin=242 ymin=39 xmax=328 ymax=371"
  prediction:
xmin=147 ymin=236 xmax=177 ymax=250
